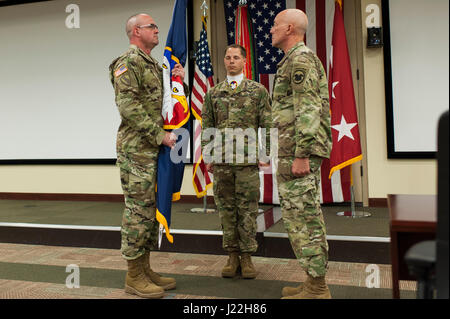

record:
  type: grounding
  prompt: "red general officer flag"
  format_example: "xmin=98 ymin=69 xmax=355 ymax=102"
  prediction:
xmin=328 ymin=0 xmax=362 ymax=179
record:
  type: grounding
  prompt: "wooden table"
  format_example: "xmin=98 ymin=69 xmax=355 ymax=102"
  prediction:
xmin=388 ymin=194 xmax=437 ymax=299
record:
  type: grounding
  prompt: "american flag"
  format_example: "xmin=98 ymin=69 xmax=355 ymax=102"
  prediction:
xmin=225 ymin=0 xmax=285 ymax=81
xmin=224 ymin=0 xmax=352 ymax=204
xmin=191 ymin=16 xmax=214 ymax=198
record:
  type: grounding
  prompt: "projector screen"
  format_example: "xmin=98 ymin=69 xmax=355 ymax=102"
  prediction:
xmin=0 ymin=0 xmax=190 ymax=163
xmin=383 ymin=0 xmax=449 ymax=158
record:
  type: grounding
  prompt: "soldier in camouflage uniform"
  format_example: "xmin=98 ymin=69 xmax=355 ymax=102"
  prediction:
xmin=270 ymin=9 xmax=333 ymax=299
xmin=201 ymin=44 xmax=272 ymax=279
xmin=109 ymin=13 xmax=184 ymax=299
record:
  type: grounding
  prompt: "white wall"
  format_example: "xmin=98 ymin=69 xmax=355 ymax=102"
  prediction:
xmin=360 ymin=0 xmax=438 ymax=199
xmin=0 ymin=0 xmax=210 ymax=198
xmin=388 ymin=0 xmax=448 ymax=153
xmin=0 ymin=0 xmax=176 ymax=160
xmin=0 ymin=163 xmax=208 ymax=197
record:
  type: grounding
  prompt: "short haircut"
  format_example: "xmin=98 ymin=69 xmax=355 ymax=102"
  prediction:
xmin=225 ymin=44 xmax=247 ymax=59
xmin=126 ymin=14 xmax=140 ymax=38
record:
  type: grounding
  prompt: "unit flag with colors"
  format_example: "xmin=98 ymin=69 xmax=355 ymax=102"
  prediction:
xmin=156 ymin=0 xmax=189 ymax=246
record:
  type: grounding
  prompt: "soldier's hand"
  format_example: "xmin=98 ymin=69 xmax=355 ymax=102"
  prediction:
xmin=291 ymin=158 xmax=310 ymax=177
xmin=259 ymin=160 xmax=271 ymax=175
xmin=162 ymin=132 xmax=177 ymax=149
xmin=258 ymin=160 xmax=270 ymax=167
xmin=206 ymin=163 xmax=214 ymax=173
xmin=172 ymin=64 xmax=185 ymax=83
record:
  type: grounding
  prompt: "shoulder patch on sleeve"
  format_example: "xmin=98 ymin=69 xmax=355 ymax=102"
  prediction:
xmin=114 ymin=64 xmax=128 ymax=77
xmin=293 ymin=68 xmax=307 ymax=85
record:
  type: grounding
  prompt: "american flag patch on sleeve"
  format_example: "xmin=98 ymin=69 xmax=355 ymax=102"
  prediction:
xmin=114 ymin=64 xmax=128 ymax=77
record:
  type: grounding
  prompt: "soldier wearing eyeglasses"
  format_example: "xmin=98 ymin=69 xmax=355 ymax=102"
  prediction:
xmin=109 ymin=13 xmax=185 ymax=299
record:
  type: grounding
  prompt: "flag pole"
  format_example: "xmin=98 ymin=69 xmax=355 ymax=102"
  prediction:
xmin=336 ymin=165 xmax=371 ymax=218
xmin=190 ymin=0 xmax=216 ymax=215
xmin=190 ymin=195 xmax=215 ymax=213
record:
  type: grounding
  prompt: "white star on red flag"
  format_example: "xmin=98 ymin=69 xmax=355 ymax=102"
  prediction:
xmin=327 ymin=1 xmax=362 ymax=179
xmin=332 ymin=115 xmax=357 ymax=142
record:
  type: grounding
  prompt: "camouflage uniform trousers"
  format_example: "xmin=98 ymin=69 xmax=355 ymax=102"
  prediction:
xmin=120 ymin=164 xmax=159 ymax=260
xmin=213 ymin=165 xmax=260 ymax=254
xmin=276 ymin=156 xmax=329 ymax=278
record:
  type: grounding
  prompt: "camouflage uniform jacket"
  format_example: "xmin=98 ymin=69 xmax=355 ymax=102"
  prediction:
xmin=201 ymin=78 xmax=272 ymax=166
xmin=272 ymin=41 xmax=332 ymax=159
xmin=109 ymin=44 xmax=167 ymax=179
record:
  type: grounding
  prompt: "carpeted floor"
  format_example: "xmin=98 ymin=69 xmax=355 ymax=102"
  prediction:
xmin=0 ymin=243 xmax=415 ymax=299
xmin=0 ymin=199 xmax=411 ymax=300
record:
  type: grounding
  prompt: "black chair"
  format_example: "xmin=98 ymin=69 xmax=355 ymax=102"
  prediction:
xmin=404 ymin=110 xmax=449 ymax=299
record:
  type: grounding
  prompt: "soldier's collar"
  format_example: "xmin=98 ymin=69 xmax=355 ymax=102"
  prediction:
xmin=277 ymin=41 xmax=305 ymax=67
xmin=129 ymin=44 xmax=156 ymax=64
xmin=220 ymin=77 xmax=248 ymax=92
xmin=227 ymin=73 xmax=244 ymax=90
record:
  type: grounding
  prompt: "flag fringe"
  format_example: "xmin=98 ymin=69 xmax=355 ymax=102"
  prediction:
xmin=156 ymin=209 xmax=174 ymax=243
xmin=192 ymin=106 xmax=202 ymax=122
xmin=163 ymin=112 xmax=190 ymax=130
xmin=192 ymin=155 xmax=213 ymax=198
xmin=328 ymin=154 xmax=362 ymax=179
xmin=193 ymin=181 xmax=213 ymax=198
xmin=172 ymin=192 xmax=181 ymax=201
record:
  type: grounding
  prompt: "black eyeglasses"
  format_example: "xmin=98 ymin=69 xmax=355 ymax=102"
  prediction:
xmin=138 ymin=24 xmax=158 ymax=30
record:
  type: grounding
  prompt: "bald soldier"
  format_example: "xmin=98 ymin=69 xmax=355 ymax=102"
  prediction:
xmin=270 ymin=9 xmax=332 ymax=299
xmin=109 ymin=13 xmax=185 ymax=299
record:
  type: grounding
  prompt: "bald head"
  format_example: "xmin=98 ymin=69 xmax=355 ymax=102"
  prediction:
xmin=279 ymin=9 xmax=308 ymax=36
xmin=271 ymin=9 xmax=308 ymax=53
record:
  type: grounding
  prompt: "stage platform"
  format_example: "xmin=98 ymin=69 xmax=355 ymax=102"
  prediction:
xmin=0 ymin=199 xmax=391 ymax=263
xmin=0 ymin=199 xmax=417 ymax=299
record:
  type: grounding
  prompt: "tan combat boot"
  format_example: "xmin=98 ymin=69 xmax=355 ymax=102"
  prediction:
xmin=240 ymin=253 xmax=257 ymax=279
xmin=124 ymin=254 xmax=165 ymax=299
xmin=283 ymin=275 xmax=331 ymax=299
xmin=142 ymin=251 xmax=176 ymax=290
xmin=281 ymin=283 xmax=304 ymax=297
xmin=221 ymin=252 xmax=240 ymax=278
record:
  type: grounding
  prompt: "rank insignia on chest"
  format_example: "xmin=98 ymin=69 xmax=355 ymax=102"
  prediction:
xmin=230 ymin=80 xmax=238 ymax=90
xmin=114 ymin=64 xmax=128 ymax=77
